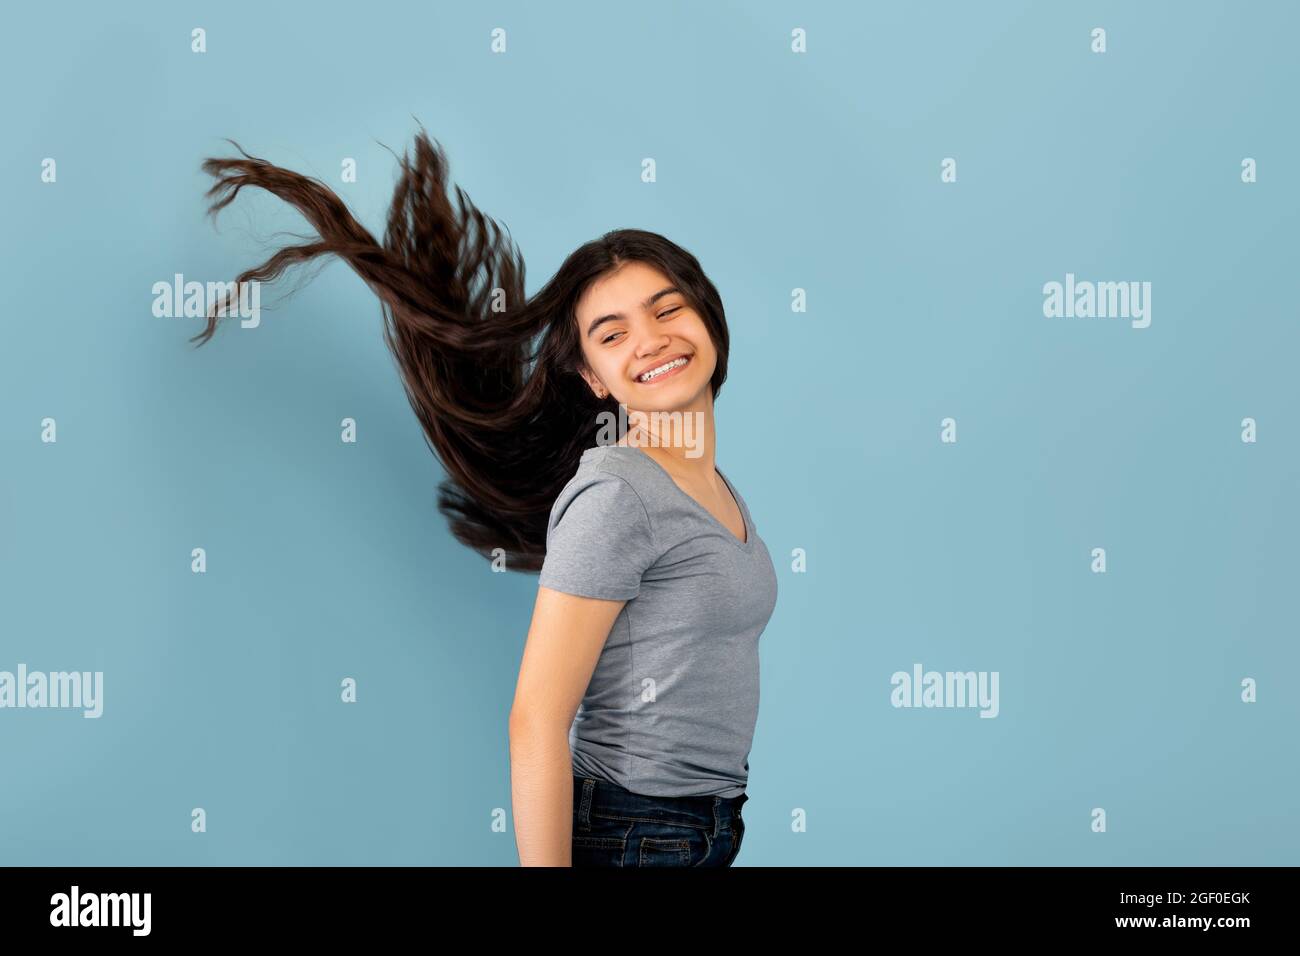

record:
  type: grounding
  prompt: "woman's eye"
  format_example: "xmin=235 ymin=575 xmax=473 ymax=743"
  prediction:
xmin=602 ymin=308 xmax=679 ymax=343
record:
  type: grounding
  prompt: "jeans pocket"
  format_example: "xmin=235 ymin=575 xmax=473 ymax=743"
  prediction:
xmin=633 ymin=822 xmax=710 ymax=867
xmin=572 ymin=812 xmax=630 ymax=867
xmin=572 ymin=834 xmax=627 ymax=867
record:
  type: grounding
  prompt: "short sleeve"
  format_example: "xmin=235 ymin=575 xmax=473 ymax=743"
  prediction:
xmin=538 ymin=470 xmax=659 ymax=600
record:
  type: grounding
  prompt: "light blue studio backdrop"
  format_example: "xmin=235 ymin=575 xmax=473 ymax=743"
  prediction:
xmin=1 ymin=0 xmax=1296 ymax=866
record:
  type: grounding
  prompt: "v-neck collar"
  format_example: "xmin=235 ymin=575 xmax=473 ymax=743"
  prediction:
xmin=583 ymin=444 xmax=755 ymax=550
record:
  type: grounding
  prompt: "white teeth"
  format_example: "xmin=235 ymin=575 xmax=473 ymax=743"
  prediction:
xmin=638 ymin=356 xmax=688 ymax=382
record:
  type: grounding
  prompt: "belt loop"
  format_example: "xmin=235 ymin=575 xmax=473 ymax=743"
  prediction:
xmin=579 ymin=778 xmax=595 ymax=826
xmin=711 ymin=795 xmax=722 ymax=837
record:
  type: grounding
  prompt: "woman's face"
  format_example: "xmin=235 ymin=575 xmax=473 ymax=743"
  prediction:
xmin=574 ymin=261 xmax=716 ymax=414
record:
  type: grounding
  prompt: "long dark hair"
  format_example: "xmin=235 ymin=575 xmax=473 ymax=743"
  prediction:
xmin=195 ymin=129 xmax=730 ymax=571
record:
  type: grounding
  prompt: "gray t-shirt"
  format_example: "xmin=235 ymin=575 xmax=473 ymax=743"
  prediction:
xmin=537 ymin=444 xmax=778 ymax=798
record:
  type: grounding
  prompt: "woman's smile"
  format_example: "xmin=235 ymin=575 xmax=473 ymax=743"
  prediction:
xmin=634 ymin=353 xmax=692 ymax=385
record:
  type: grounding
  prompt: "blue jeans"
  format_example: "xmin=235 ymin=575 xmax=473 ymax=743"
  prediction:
xmin=571 ymin=774 xmax=748 ymax=867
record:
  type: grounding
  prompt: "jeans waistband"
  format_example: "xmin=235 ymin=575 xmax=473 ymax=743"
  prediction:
xmin=573 ymin=774 xmax=748 ymax=836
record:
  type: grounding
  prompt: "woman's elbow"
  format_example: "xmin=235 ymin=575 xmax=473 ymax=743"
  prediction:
xmin=508 ymin=705 xmax=569 ymax=739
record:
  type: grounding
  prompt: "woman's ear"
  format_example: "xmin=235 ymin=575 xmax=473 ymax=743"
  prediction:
xmin=578 ymin=366 xmax=607 ymax=399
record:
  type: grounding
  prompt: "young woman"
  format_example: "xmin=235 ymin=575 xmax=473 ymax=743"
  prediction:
xmin=193 ymin=129 xmax=779 ymax=866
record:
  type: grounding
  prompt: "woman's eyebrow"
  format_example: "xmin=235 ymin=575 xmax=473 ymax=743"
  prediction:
xmin=586 ymin=286 xmax=681 ymax=339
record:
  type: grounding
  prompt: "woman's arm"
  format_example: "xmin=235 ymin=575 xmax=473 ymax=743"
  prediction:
xmin=508 ymin=584 xmax=625 ymax=866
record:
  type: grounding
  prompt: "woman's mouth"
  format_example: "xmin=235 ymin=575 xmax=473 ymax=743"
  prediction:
xmin=635 ymin=354 xmax=691 ymax=385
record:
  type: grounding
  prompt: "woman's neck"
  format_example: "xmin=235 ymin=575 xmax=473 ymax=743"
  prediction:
xmin=617 ymin=391 xmax=718 ymax=477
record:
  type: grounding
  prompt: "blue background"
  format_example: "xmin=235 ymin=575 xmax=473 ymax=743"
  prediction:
xmin=1 ymin=0 xmax=1296 ymax=865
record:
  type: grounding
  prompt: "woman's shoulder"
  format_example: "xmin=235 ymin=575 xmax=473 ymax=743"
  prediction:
xmin=539 ymin=447 xmax=661 ymax=598
xmin=579 ymin=443 xmax=659 ymax=479
xmin=549 ymin=446 xmax=655 ymax=525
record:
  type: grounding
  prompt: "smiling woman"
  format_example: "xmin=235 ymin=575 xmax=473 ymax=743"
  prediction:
xmin=518 ymin=258 xmax=777 ymax=868
xmin=193 ymin=126 xmax=775 ymax=867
